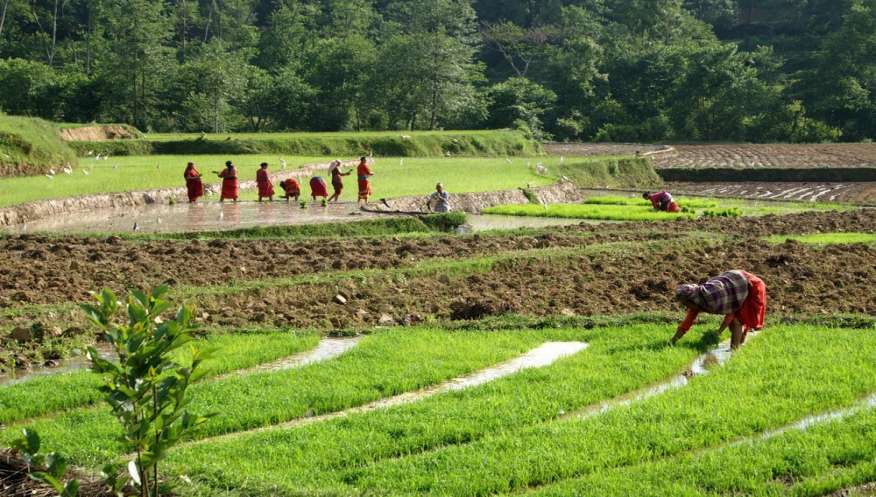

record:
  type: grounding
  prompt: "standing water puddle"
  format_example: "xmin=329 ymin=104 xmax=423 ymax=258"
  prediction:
xmin=464 ymin=215 xmax=610 ymax=232
xmin=190 ymin=341 xmax=588 ymax=445
xmin=217 ymin=336 xmax=361 ymax=380
xmin=0 ymin=344 xmax=114 ymax=387
xmin=12 ymin=202 xmax=382 ymax=234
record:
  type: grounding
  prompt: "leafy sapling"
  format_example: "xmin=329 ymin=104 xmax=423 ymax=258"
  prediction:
xmin=83 ymin=286 xmax=213 ymax=497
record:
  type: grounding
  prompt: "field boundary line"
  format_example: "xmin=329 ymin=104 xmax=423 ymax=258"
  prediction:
xmin=213 ymin=336 xmax=361 ymax=380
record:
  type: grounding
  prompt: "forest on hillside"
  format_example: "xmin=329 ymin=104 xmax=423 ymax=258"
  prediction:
xmin=0 ymin=0 xmax=873 ymax=142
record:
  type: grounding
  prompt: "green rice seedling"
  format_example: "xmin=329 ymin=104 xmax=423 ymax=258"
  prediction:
xmin=766 ymin=232 xmax=876 ymax=245
xmin=0 ymin=328 xmax=548 ymax=466
xmin=0 ymin=331 xmax=319 ymax=424
xmin=163 ymin=324 xmax=706 ymax=494
xmin=349 ymin=325 xmax=876 ymax=497
xmin=701 ymin=207 xmax=743 ymax=218
xmin=583 ymin=196 xmax=719 ymax=209
xmin=483 ymin=203 xmax=695 ymax=221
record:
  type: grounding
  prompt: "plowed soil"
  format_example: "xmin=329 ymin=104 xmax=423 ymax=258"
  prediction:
xmin=652 ymin=144 xmax=876 ymax=170
xmin=192 ymin=238 xmax=875 ymax=329
xmin=0 ymin=210 xmax=873 ymax=310
xmin=668 ymin=181 xmax=876 ymax=204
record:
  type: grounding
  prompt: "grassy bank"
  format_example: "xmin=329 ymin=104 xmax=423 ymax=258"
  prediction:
xmin=766 ymin=232 xmax=876 ymax=245
xmin=67 ymin=130 xmax=539 ymax=158
xmin=0 ymin=114 xmax=78 ymax=177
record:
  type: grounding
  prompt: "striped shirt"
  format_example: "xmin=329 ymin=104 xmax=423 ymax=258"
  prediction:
xmin=694 ymin=270 xmax=750 ymax=315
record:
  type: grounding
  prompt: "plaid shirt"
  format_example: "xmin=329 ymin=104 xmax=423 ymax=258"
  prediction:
xmin=693 ymin=270 xmax=750 ymax=315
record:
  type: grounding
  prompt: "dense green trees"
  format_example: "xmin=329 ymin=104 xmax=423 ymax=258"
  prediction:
xmin=0 ymin=0 xmax=872 ymax=141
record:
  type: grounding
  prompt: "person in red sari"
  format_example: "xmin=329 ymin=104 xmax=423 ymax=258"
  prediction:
xmin=216 ymin=161 xmax=239 ymax=203
xmin=328 ymin=160 xmax=351 ymax=203
xmin=671 ymin=270 xmax=767 ymax=350
xmin=310 ymin=176 xmax=329 ymax=204
xmin=642 ymin=191 xmax=680 ymax=213
xmin=356 ymin=156 xmax=373 ymax=204
xmin=256 ymin=162 xmax=274 ymax=202
xmin=183 ymin=162 xmax=204 ymax=203
xmin=280 ymin=178 xmax=301 ymax=202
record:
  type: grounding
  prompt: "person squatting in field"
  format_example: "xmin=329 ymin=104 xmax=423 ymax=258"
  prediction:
xmin=427 ymin=183 xmax=452 ymax=212
xmin=183 ymin=162 xmax=204 ymax=203
xmin=643 ymin=191 xmax=680 ymax=213
xmin=310 ymin=175 xmax=329 ymax=204
xmin=357 ymin=156 xmax=374 ymax=204
xmin=256 ymin=162 xmax=275 ymax=202
xmin=280 ymin=177 xmax=301 ymax=202
xmin=327 ymin=160 xmax=352 ymax=203
xmin=671 ymin=270 xmax=767 ymax=350
xmin=216 ymin=161 xmax=239 ymax=202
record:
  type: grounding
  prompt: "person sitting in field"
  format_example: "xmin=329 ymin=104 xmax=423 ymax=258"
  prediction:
xmin=280 ymin=177 xmax=301 ymax=202
xmin=643 ymin=191 xmax=680 ymax=213
xmin=183 ymin=162 xmax=204 ymax=203
xmin=216 ymin=161 xmax=239 ymax=203
xmin=357 ymin=156 xmax=373 ymax=204
xmin=310 ymin=176 xmax=329 ymax=204
xmin=427 ymin=183 xmax=451 ymax=212
xmin=327 ymin=160 xmax=351 ymax=203
xmin=256 ymin=162 xmax=274 ymax=202
xmin=671 ymin=270 xmax=767 ymax=350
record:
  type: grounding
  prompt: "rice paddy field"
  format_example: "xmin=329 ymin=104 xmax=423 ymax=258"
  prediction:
xmin=1 ymin=133 xmax=875 ymax=497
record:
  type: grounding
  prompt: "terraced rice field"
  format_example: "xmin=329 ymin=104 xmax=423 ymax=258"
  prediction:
xmin=651 ymin=144 xmax=876 ymax=170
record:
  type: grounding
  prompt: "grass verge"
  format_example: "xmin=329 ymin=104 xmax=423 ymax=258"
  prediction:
xmin=766 ymin=232 xmax=876 ymax=245
xmin=0 ymin=114 xmax=78 ymax=177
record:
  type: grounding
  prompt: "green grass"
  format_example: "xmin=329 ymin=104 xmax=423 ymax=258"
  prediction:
xmin=0 ymin=114 xmax=78 ymax=176
xmin=483 ymin=203 xmax=695 ymax=221
xmin=347 ymin=325 xmax=876 ymax=496
xmin=766 ymin=232 xmax=876 ymax=245
xmin=67 ymin=129 xmax=539 ymax=157
xmin=0 ymin=330 xmax=319 ymax=424
xmin=165 ymin=324 xmax=705 ymax=494
xmin=0 ymin=327 xmax=550 ymax=465
xmin=583 ymin=195 xmax=719 ymax=208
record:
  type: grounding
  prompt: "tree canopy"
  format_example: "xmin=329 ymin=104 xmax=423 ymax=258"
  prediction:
xmin=0 ymin=0 xmax=872 ymax=141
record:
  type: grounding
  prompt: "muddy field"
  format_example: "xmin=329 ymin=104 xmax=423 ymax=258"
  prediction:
xmin=543 ymin=143 xmax=668 ymax=157
xmin=1 ymin=209 xmax=873 ymax=309
xmin=651 ymin=144 xmax=876 ymax=170
xmin=668 ymin=181 xmax=876 ymax=204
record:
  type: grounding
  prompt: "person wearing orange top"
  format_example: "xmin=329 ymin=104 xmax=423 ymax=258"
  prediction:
xmin=216 ymin=161 xmax=239 ymax=203
xmin=642 ymin=191 xmax=680 ymax=213
xmin=256 ymin=162 xmax=274 ymax=202
xmin=280 ymin=178 xmax=301 ymax=202
xmin=671 ymin=270 xmax=767 ymax=350
xmin=328 ymin=160 xmax=351 ymax=203
xmin=183 ymin=162 xmax=204 ymax=203
xmin=357 ymin=156 xmax=373 ymax=204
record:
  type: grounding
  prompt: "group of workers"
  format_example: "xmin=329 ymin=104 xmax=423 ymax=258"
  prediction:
xmin=183 ymin=157 xmax=375 ymax=204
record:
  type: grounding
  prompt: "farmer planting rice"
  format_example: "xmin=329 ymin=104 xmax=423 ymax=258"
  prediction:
xmin=256 ymin=162 xmax=274 ymax=202
xmin=357 ymin=156 xmax=374 ymax=204
xmin=671 ymin=270 xmax=767 ymax=350
xmin=327 ymin=160 xmax=351 ymax=203
xmin=183 ymin=162 xmax=204 ymax=203
xmin=309 ymin=175 xmax=329 ymax=203
xmin=643 ymin=191 xmax=680 ymax=213
xmin=280 ymin=177 xmax=301 ymax=202
xmin=216 ymin=161 xmax=239 ymax=203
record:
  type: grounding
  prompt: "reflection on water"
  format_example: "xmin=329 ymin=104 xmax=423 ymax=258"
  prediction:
xmin=12 ymin=201 xmax=377 ymax=234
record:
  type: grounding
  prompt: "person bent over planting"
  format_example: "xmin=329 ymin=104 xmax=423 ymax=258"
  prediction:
xmin=643 ymin=191 xmax=680 ymax=213
xmin=280 ymin=177 xmax=301 ymax=202
xmin=671 ymin=270 xmax=767 ymax=350
xmin=257 ymin=162 xmax=275 ymax=202
xmin=310 ymin=175 xmax=329 ymax=205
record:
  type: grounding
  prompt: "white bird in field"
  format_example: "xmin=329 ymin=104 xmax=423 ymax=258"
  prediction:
xmin=280 ymin=159 xmax=287 ymax=170
xmin=505 ymin=158 xmax=512 ymax=164
xmin=219 ymin=211 xmax=225 ymax=221
xmin=46 ymin=174 xmax=54 ymax=180
xmin=400 ymin=159 xmax=404 ymax=166
xmin=132 ymin=222 xmax=140 ymax=231
xmin=63 ymin=166 xmax=73 ymax=175
xmin=82 ymin=169 xmax=90 ymax=176
xmin=96 ymin=153 xmax=102 ymax=160
xmin=87 ymin=150 xmax=94 ymax=156
xmin=48 ymin=168 xmax=56 ymax=175
xmin=560 ymin=156 xmax=565 ymax=163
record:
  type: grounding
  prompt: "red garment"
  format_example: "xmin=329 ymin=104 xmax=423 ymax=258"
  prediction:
xmin=357 ymin=162 xmax=372 ymax=199
xmin=219 ymin=167 xmax=239 ymax=201
xmin=666 ymin=201 xmax=681 ymax=213
xmin=677 ymin=271 xmax=767 ymax=335
xmin=281 ymin=178 xmax=300 ymax=196
xmin=184 ymin=165 xmax=204 ymax=202
xmin=257 ymin=169 xmax=274 ymax=198
xmin=648 ymin=191 xmax=673 ymax=211
xmin=310 ymin=176 xmax=328 ymax=197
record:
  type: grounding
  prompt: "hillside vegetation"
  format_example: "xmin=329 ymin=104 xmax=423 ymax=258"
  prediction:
xmin=0 ymin=115 xmax=77 ymax=177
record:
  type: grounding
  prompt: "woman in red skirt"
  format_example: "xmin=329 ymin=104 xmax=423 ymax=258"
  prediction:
xmin=357 ymin=156 xmax=373 ymax=204
xmin=183 ymin=162 xmax=204 ymax=203
xmin=256 ymin=162 xmax=274 ymax=202
xmin=309 ymin=176 xmax=329 ymax=203
xmin=216 ymin=161 xmax=239 ymax=202
xmin=671 ymin=270 xmax=767 ymax=349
